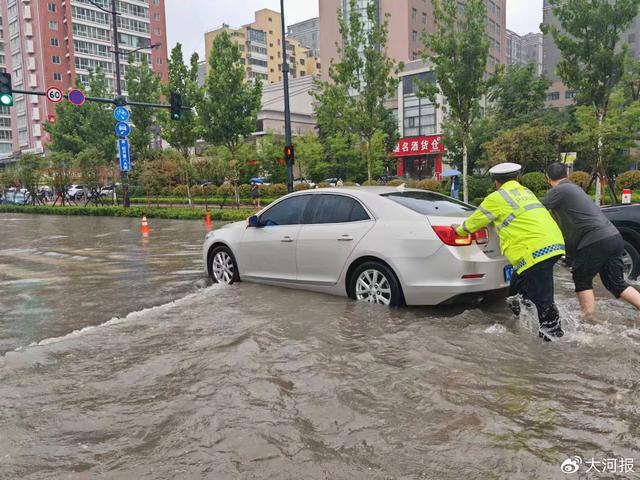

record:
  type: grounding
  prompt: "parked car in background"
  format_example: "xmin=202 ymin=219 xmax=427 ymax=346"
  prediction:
xmin=203 ymin=187 xmax=509 ymax=306
xmin=294 ymin=178 xmax=316 ymax=189
xmin=100 ymin=185 xmax=115 ymax=197
xmin=323 ymin=178 xmax=339 ymax=187
xmin=602 ymin=203 xmax=640 ymax=281
xmin=67 ymin=185 xmax=87 ymax=201
xmin=3 ymin=188 xmax=28 ymax=205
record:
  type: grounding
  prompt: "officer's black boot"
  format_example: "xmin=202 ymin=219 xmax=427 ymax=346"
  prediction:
xmin=538 ymin=304 xmax=564 ymax=342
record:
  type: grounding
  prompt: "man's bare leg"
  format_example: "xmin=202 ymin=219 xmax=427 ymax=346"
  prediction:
xmin=577 ymin=290 xmax=596 ymax=316
xmin=620 ymin=287 xmax=640 ymax=310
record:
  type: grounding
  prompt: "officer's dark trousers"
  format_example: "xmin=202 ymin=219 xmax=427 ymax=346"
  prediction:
xmin=509 ymin=256 xmax=564 ymax=340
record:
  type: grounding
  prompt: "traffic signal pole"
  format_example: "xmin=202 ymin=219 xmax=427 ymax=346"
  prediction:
xmin=280 ymin=0 xmax=294 ymax=194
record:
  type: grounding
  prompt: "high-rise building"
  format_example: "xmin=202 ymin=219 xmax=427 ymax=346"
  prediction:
xmin=0 ymin=8 xmax=13 ymax=161
xmin=506 ymin=29 xmax=543 ymax=75
xmin=0 ymin=0 xmax=168 ymax=158
xmin=319 ymin=0 xmax=507 ymax=79
xmin=288 ymin=17 xmax=320 ymax=57
xmin=204 ymin=9 xmax=322 ymax=85
xmin=543 ymin=0 xmax=640 ymax=108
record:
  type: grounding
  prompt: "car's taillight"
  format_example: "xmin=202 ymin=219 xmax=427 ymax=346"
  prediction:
xmin=432 ymin=226 xmax=473 ymax=246
xmin=473 ymin=228 xmax=489 ymax=245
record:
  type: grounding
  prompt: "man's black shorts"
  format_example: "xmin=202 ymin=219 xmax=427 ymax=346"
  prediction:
xmin=572 ymin=234 xmax=629 ymax=298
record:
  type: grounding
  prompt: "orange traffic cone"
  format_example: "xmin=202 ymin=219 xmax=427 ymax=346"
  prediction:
xmin=205 ymin=211 xmax=212 ymax=231
xmin=141 ymin=215 xmax=150 ymax=236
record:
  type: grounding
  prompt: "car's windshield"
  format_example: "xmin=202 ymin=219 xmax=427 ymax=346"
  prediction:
xmin=382 ymin=191 xmax=476 ymax=217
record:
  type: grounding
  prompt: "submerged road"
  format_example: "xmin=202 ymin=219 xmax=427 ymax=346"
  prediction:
xmin=0 ymin=214 xmax=639 ymax=479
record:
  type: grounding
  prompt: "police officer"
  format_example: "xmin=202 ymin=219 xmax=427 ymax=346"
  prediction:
xmin=455 ymin=163 xmax=566 ymax=341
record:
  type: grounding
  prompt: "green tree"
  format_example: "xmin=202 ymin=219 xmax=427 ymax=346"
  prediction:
xmin=257 ymin=133 xmax=287 ymax=184
xmin=139 ymin=151 xmax=180 ymax=206
xmin=47 ymin=152 xmax=74 ymax=205
xmin=314 ymin=0 xmax=399 ymax=183
xmin=204 ymin=143 xmax=257 ymax=207
xmin=569 ymin=90 xmax=640 ymax=180
xmin=75 ymin=147 xmax=108 ymax=205
xmin=489 ymin=64 xmax=551 ymax=127
xmin=200 ymin=31 xmax=262 ymax=205
xmin=421 ymin=0 xmax=490 ymax=203
xmin=17 ymin=154 xmax=46 ymax=204
xmin=45 ymin=69 xmax=115 ymax=162
xmin=125 ymin=57 xmax=163 ymax=165
xmin=541 ymin=0 xmax=640 ymax=202
xmin=162 ymin=44 xmax=202 ymax=205
xmin=295 ymin=133 xmax=328 ymax=182
xmin=483 ymin=123 xmax=559 ymax=173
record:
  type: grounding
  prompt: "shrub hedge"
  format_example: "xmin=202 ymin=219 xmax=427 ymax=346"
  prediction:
xmin=0 ymin=205 xmax=254 ymax=221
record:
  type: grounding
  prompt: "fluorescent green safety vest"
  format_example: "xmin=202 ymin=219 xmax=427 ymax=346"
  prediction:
xmin=455 ymin=180 xmax=565 ymax=274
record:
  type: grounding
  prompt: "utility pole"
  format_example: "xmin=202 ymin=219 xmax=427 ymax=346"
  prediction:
xmin=280 ymin=0 xmax=294 ymax=193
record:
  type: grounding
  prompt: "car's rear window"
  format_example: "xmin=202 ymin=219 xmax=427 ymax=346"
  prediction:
xmin=382 ymin=191 xmax=476 ymax=217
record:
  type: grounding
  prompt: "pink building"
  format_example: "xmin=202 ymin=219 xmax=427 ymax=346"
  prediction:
xmin=319 ymin=0 xmax=507 ymax=77
xmin=0 ymin=0 xmax=168 ymax=163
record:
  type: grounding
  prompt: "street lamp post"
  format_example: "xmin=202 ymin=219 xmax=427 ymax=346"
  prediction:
xmin=280 ymin=0 xmax=294 ymax=193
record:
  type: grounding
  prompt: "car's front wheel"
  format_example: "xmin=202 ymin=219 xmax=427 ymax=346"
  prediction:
xmin=349 ymin=261 xmax=404 ymax=307
xmin=209 ymin=246 xmax=239 ymax=285
xmin=622 ymin=240 xmax=639 ymax=282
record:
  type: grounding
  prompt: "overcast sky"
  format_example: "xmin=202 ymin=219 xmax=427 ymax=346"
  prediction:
xmin=166 ymin=0 xmax=544 ymax=59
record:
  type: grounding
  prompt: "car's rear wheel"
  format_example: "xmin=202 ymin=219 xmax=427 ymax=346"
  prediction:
xmin=622 ymin=240 xmax=639 ymax=282
xmin=349 ymin=261 xmax=403 ymax=307
xmin=209 ymin=246 xmax=239 ymax=285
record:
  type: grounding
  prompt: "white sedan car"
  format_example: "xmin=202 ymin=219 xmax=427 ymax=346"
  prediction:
xmin=203 ymin=187 xmax=510 ymax=306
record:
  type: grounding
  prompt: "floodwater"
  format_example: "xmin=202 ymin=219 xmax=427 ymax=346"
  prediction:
xmin=1 ymin=214 xmax=639 ymax=480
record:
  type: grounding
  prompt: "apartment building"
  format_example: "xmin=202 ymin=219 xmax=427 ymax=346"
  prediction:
xmin=288 ymin=17 xmax=320 ymax=57
xmin=204 ymin=9 xmax=322 ymax=85
xmin=543 ymin=0 xmax=640 ymax=108
xmin=319 ymin=0 xmax=507 ymax=79
xmin=0 ymin=9 xmax=13 ymax=161
xmin=506 ymin=29 xmax=543 ymax=75
xmin=0 ymin=0 xmax=168 ymax=158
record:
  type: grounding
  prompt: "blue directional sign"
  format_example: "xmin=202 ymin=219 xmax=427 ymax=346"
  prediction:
xmin=115 ymin=121 xmax=131 ymax=137
xmin=118 ymin=138 xmax=131 ymax=172
xmin=114 ymin=106 xmax=130 ymax=122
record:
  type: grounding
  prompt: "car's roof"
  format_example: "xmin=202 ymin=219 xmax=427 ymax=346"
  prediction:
xmin=293 ymin=186 xmax=428 ymax=196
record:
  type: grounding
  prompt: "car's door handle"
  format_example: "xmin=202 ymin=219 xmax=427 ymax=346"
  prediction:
xmin=281 ymin=236 xmax=294 ymax=243
xmin=338 ymin=235 xmax=354 ymax=242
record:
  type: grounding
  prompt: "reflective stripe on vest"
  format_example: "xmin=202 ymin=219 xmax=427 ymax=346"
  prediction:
xmin=495 ymin=189 xmax=545 ymax=232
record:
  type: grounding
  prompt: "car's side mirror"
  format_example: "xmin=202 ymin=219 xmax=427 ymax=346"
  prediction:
xmin=247 ymin=215 xmax=260 ymax=228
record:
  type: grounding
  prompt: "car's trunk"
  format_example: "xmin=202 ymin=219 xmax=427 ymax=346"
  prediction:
xmin=425 ymin=215 xmax=503 ymax=259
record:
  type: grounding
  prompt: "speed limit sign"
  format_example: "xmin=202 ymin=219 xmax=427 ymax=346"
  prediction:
xmin=46 ymin=86 xmax=63 ymax=104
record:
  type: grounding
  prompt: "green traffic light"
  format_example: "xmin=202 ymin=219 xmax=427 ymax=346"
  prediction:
xmin=0 ymin=94 xmax=12 ymax=106
xmin=171 ymin=112 xmax=181 ymax=121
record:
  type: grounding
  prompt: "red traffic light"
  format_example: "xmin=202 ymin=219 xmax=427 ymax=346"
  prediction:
xmin=284 ymin=145 xmax=294 ymax=164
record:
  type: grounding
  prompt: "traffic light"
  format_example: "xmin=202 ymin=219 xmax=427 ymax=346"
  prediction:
xmin=0 ymin=72 xmax=13 ymax=107
xmin=284 ymin=145 xmax=295 ymax=165
xmin=170 ymin=92 xmax=182 ymax=121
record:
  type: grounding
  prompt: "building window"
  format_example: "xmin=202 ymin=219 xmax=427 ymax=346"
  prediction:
xmin=547 ymin=92 xmax=560 ymax=101
xmin=629 ymin=33 xmax=636 ymax=44
xmin=412 ymin=30 xmax=418 ymax=42
xmin=53 ymin=72 xmax=62 ymax=81
xmin=50 ymin=38 xmax=59 ymax=47
xmin=48 ymin=21 xmax=58 ymax=30
xmin=156 ymin=57 xmax=162 ymax=65
xmin=269 ymin=17 xmax=272 ymax=22
xmin=48 ymin=3 xmax=56 ymax=12
xmin=422 ymin=13 xmax=427 ymax=25
xmin=154 ymin=13 xmax=160 ymax=21
xmin=412 ymin=8 xmax=417 ymax=21
xmin=565 ymin=90 xmax=576 ymax=99
xmin=52 ymin=55 xmax=61 ymax=64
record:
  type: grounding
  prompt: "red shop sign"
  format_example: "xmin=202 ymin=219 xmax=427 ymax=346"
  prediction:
xmin=393 ymin=134 xmax=445 ymax=157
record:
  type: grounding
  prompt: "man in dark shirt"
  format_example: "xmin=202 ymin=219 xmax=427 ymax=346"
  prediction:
xmin=542 ymin=163 xmax=640 ymax=315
